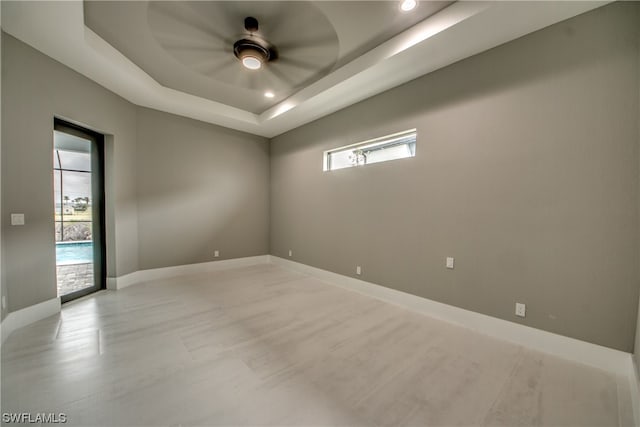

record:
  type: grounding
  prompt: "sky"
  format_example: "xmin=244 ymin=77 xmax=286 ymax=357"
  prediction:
xmin=53 ymin=150 xmax=92 ymax=205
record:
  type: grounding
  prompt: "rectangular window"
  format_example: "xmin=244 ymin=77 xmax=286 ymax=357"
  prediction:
xmin=323 ymin=129 xmax=416 ymax=171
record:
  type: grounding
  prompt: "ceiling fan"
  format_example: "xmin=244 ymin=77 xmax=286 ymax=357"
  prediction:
xmin=233 ymin=17 xmax=278 ymax=70
xmin=148 ymin=1 xmax=339 ymax=93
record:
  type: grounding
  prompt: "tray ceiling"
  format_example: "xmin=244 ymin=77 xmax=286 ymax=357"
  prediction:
xmin=1 ymin=1 xmax=610 ymax=137
xmin=84 ymin=1 xmax=450 ymax=114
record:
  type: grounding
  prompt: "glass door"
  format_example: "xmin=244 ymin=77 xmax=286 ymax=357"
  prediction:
xmin=53 ymin=119 xmax=105 ymax=303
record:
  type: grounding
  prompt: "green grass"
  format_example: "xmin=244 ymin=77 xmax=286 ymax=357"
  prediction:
xmin=55 ymin=212 xmax=92 ymax=222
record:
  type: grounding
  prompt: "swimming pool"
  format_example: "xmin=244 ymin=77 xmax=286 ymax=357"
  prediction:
xmin=56 ymin=241 xmax=93 ymax=265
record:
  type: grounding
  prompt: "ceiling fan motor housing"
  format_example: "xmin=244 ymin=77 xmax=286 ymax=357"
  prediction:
xmin=233 ymin=17 xmax=280 ymax=69
xmin=233 ymin=39 xmax=272 ymax=65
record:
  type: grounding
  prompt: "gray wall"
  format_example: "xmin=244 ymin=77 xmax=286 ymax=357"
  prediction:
xmin=136 ymin=108 xmax=269 ymax=270
xmin=0 ymin=11 xmax=5 ymax=320
xmin=636 ymin=9 xmax=640 ymax=376
xmin=1 ymin=33 xmax=140 ymax=312
xmin=1 ymin=33 xmax=270 ymax=315
xmin=270 ymin=2 xmax=640 ymax=352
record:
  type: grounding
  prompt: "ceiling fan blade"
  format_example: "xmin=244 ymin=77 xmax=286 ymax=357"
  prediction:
xmin=275 ymin=35 xmax=338 ymax=51
xmin=187 ymin=54 xmax=231 ymax=71
xmin=257 ymin=69 xmax=281 ymax=89
xmin=265 ymin=2 xmax=321 ymax=41
xmin=153 ymin=29 xmax=234 ymax=49
xmin=161 ymin=44 xmax=228 ymax=54
xmin=151 ymin=2 xmax=230 ymax=45
xmin=276 ymin=57 xmax=323 ymax=72
xmin=265 ymin=64 xmax=298 ymax=88
xmin=223 ymin=68 xmax=270 ymax=93
xmin=200 ymin=59 xmax=237 ymax=77
xmin=184 ymin=2 xmax=241 ymax=40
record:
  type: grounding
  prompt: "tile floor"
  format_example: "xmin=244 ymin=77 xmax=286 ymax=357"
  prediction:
xmin=1 ymin=263 xmax=635 ymax=426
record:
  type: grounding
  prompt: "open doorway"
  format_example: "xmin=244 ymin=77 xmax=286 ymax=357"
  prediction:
xmin=53 ymin=119 xmax=106 ymax=303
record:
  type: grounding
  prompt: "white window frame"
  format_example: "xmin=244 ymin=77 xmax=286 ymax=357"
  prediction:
xmin=323 ymin=129 xmax=417 ymax=172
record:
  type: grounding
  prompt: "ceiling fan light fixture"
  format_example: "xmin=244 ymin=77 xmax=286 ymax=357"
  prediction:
xmin=242 ymin=54 xmax=263 ymax=70
xmin=234 ymin=39 xmax=271 ymax=70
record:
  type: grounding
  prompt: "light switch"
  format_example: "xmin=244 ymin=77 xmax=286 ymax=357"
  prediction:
xmin=446 ymin=257 xmax=454 ymax=269
xmin=515 ymin=303 xmax=526 ymax=318
xmin=11 ymin=213 xmax=25 ymax=226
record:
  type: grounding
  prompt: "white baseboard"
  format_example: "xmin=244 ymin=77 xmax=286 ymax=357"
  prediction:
xmin=106 ymin=277 xmax=117 ymax=290
xmin=108 ymin=255 xmax=271 ymax=290
xmin=0 ymin=297 xmax=61 ymax=345
xmin=270 ymin=256 xmax=633 ymax=378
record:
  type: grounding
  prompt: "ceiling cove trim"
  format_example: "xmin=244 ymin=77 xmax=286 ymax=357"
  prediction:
xmin=2 ymin=1 xmax=609 ymax=138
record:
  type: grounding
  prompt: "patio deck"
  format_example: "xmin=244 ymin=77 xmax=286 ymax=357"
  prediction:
xmin=56 ymin=263 xmax=93 ymax=297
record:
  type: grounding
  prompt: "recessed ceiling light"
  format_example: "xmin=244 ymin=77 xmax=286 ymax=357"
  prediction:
xmin=400 ymin=0 xmax=417 ymax=12
xmin=264 ymin=91 xmax=275 ymax=98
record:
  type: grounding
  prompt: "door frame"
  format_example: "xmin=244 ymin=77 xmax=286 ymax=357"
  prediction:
xmin=54 ymin=118 xmax=106 ymax=303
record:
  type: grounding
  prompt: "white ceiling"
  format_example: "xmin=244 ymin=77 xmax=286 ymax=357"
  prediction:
xmin=2 ymin=1 xmax=610 ymax=138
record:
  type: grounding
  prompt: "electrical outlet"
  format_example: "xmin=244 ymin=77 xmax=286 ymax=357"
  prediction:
xmin=356 ymin=265 xmax=362 ymax=275
xmin=515 ymin=302 xmax=526 ymax=318
xmin=1 ymin=296 xmax=6 ymax=310
xmin=288 ymin=249 xmax=292 ymax=257
xmin=214 ymin=250 xmax=219 ymax=258
xmin=446 ymin=257 xmax=454 ymax=269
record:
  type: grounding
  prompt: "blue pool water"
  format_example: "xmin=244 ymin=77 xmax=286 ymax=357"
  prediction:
xmin=56 ymin=241 xmax=93 ymax=265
